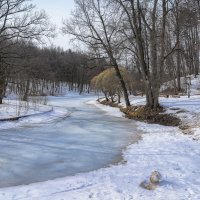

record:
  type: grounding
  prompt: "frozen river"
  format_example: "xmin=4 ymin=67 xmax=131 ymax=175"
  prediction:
xmin=0 ymin=94 xmax=139 ymax=188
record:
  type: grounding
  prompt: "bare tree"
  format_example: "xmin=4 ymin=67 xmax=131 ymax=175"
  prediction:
xmin=115 ymin=0 xmax=168 ymax=109
xmin=63 ymin=0 xmax=131 ymax=107
xmin=0 ymin=0 xmax=55 ymax=104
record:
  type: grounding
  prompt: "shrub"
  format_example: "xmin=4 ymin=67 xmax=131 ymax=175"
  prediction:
xmin=91 ymin=67 xmax=132 ymax=102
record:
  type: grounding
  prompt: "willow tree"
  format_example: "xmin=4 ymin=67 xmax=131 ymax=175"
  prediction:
xmin=91 ymin=67 xmax=132 ymax=103
xmin=63 ymin=0 xmax=131 ymax=107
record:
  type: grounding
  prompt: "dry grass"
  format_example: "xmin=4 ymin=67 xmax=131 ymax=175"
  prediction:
xmin=99 ymin=99 xmax=181 ymax=126
xmin=120 ymin=105 xmax=181 ymax=126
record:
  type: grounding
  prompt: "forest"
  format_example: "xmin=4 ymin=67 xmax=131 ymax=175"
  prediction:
xmin=0 ymin=0 xmax=199 ymax=109
xmin=64 ymin=0 xmax=200 ymax=108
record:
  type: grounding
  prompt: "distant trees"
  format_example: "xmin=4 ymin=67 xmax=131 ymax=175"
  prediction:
xmin=0 ymin=1 xmax=102 ymax=105
xmin=0 ymin=0 xmax=54 ymax=104
xmin=166 ymin=0 xmax=200 ymax=92
xmin=6 ymin=43 xmax=99 ymax=101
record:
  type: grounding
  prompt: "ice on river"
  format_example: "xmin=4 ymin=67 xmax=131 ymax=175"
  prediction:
xmin=0 ymin=94 xmax=200 ymax=200
xmin=0 ymin=94 xmax=139 ymax=188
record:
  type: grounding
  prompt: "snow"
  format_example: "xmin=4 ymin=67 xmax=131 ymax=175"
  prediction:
xmin=87 ymin=100 xmax=124 ymax=118
xmin=159 ymin=78 xmax=200 ymax=140
xmin=0 ymin=80 xmax=200 ymax=199
xmin=0 ymin=99 xmax=70 ymax=130
xmin=0 ymin=118 xmax=200 ymax=200
xmin=160 ymin=74 xmax=200 ymax=96
xmin=0 ymin=100 xmax=52 ymax=120
xmin=0 ymin=94 xmax=139 ymax=189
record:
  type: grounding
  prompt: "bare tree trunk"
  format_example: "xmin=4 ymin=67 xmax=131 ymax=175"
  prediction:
xmin=194 ymin=25 xmax=199 ymax=76
xmin=0 ymin=63 xmax=6 ymax=104
xmin=112 ymin=58 xmax=131 ymax=107
xmin=176 ymin=24 xmax=181 ymax=91
xmin=23 ymin=79 xmax=30 ymax=101
xmin=0 ymin=79 xmax=4 ymax=104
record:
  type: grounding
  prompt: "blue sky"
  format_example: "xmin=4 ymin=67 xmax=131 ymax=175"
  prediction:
xmin=32 ymin=0 xmax=75 ymax=49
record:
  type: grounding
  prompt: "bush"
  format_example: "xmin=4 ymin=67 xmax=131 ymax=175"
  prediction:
xmin=91 ymin=67 xmax=132 ymax=102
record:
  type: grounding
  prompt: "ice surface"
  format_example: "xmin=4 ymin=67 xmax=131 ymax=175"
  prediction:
xmin=0 ymin=94 xmax=139 ymax=188
xmin=0 ymin=93 xmax=200 ymax=199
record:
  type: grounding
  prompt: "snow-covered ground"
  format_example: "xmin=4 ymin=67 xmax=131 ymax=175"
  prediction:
xmin=0 ymin=99 xmax=200 ymax=200
xmin=0 ymin=100 xmax=52 ymax=120
xmin=0 ymin=77 xmax=200 ymax=199
xmin=0 ymin=98 xmax=70 ymax=130
xmin=160 ymin=74 xmax=200 ymax=96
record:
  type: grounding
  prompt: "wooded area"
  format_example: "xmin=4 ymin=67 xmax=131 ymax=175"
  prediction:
xmin=0 ymin=0 xmax=103 ymax=105
xmin=0 ymin=0 xmax=199 ymax=110
xmin=64 ymin=0 xmax=200 ymax=108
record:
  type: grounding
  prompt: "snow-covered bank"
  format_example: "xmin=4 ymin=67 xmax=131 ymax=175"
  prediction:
xmin=0 ymin=100 xmax=52 ymax=120
xmin=0 ymin=96 xmax=200 ymax=199
xmin=0 ymin=99 xmax=70 ymax=130
xmin=93 ymin=75 xmax=200 ymax=140
xmin=86 ymin=100 xmax=123 ymax=118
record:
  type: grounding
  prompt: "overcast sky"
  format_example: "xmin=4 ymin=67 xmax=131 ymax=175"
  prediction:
xmin=32 ymin=0 xmax=75 ymax=50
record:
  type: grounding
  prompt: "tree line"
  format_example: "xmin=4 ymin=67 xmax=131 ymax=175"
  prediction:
xmin=0 ymin=0 xmax=199 ymax=110
xmin=2 ymin=41 xmax=103 ymax=103
xmin=64 ymin=0 xmax=200 ymax=109
xmin=0 ymin=0 xmax=105 ymax=105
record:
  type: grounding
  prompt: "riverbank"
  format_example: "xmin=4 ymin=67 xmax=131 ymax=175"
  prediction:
xmin=93 ymin=94 xmax=200 ymax=141
xmin=0 ymin=99 xmax=70 ymax=130
xmin=0 ymin=94 xmax=199 ymax=199
xmin=97 ymin=99 xmax=181 ymax=126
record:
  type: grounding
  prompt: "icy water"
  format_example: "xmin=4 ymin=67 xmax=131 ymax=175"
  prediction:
xmin=0 ymin=95 xmax=139 ymax=188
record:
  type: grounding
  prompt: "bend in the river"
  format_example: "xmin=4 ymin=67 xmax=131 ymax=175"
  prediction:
xmin=0 ymin=94 xmax=139 ymax=188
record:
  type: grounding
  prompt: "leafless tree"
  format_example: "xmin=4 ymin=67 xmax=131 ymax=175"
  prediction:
xmin=0 ymin=0 xmax=55 ymax=104
xmin=115 ymin=0 xmax=168 ymax=108
xmin=63 ymin=0 xmax=131 ymax=107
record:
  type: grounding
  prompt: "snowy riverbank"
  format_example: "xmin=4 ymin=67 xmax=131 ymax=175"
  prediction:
xmin=0 ymin=93 xmax=199 ymax=199
xmin=0 ymin=99 xmax=70 ymax=130
xmin=0 ymin=100 xmax=52 ymax=120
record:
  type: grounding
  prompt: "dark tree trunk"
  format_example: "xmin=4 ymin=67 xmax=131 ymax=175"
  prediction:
xmin=112 ymin=59 xmax=130 ymax=107
xmin=23 ymin=79 xmax=30 ymax=101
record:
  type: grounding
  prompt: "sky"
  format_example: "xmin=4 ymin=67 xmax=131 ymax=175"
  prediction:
xmin=32 ymin=0 xmax=75 ymax=50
